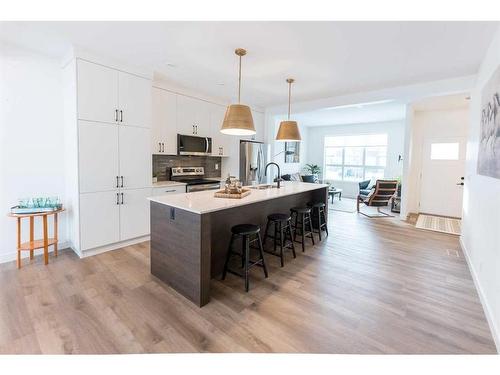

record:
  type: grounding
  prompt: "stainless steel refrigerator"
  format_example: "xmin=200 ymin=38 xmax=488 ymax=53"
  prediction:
xmin=239 ymin=141 xmax=271 ymax=185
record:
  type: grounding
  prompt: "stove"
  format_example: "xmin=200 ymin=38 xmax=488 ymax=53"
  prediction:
xmin=170 ymin=167 xmax=221 ymax=193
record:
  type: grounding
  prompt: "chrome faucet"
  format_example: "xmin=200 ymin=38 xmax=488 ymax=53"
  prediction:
xmin=265 ymin=162 xmax=282 ymax=188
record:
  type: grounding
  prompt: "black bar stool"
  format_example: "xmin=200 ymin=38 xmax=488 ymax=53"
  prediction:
xmin=263 ymin=213 xmax=296 ymax=267
xmin=307 ymin=202 xmax=328 ymax=241
xmin=222 ymin=224 xmax=268 ymax=292
xmin=290 ymin=207 xmax=315 ymax=252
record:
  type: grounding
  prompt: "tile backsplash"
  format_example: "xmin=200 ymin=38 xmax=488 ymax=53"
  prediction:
xmin=153 ymin=155 xmax=222 ymax=181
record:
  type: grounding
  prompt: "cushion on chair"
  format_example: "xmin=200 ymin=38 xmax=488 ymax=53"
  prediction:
xmin=301 ymin=175 xmax=316 ymax=183
xmin=358 ymin=179 xmax=371 ymax=190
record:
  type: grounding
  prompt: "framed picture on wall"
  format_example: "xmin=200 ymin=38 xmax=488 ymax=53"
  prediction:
xmin=285 ymin=142 xmax=300 ymax=163
xmin=478 ymin=64 xmax=500 ymax=179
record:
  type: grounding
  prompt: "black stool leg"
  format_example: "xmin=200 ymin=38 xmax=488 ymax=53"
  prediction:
xmin=244 ymin=235 xmax=250 ymax=292
xmin=307 ymin=213 xmax=315 ymax=245
xmin=279 ymin=221 xmax=284 ymax=267
xmin=222 ymin=233 xmax=235 ymax=280
xmin=263 ymin=219 xmax=271 ymax=246
xmin=287 ymin=221 xmax=296 ymax=258
xmin=322 ymin=208 xmax=329 ymax=236
xmin=293 ymin=212 xmax=298 ymax=241
xmin=317 ymin=208 xmax=322 ymax=241
xmin=301 ymin=214 xmax=306 ymax=252
xmin=257 ymin=232 xmax=268 ymax=278
xmin=274 ymin=221 xmax=278 ymax=254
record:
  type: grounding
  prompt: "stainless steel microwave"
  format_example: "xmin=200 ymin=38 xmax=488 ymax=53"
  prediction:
xmin=177 ymin=134 xmax=212 ymax=156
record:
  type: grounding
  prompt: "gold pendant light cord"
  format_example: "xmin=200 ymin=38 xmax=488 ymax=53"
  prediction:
xmin=288 ymin=80 xmax=292 ymax=120
xmin=238 ymin=54 xmax=242 ymax=104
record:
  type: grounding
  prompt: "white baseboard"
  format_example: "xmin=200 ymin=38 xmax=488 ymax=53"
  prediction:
xmin=460 ymin=237 xmax=500 ymax=353
xmin=0 ymin=241 xmax=72 ymax=265
xmin=80 ymin=235 xmax=150 ymax=258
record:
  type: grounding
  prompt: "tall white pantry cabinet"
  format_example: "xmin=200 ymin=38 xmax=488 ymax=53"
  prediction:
xmin=63 ymin=56 xmax=152 ymax=256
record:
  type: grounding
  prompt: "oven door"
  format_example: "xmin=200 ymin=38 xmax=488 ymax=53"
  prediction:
xmin=178 ymin=134 xmax=212 ymax=156
xmin=187 ymin=183 xmax=221 ymax=193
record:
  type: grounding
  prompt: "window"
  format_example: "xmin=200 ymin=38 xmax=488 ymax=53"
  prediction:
xmin=324 ymin=134 xmax=388 ymax=181
xmin=430 ymin=142 xmax=459 ymax=160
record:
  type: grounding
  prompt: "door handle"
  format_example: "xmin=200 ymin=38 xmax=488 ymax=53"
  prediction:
xmin=116 ymin=193 xmax=120 ymax=205
xmin=164 ymin=189 xmax=177 ymax=193
xmin=205 ymin=137 xmax=209 ymax=153
xmin=456 ymin=182 xmax=464 ymax=186
xmin=120 ymin=176 xmax=124 ymax=188
xmin=119 ymin=110 xmax=123 ymax=123
xmin=116 ymin=176 xmax=119 ymax=188
xmin=158 ymin=142 xmax=161 ymax=153
xmin=162 ymin=143 xmax=165 ymax=153
xmin=115 ymin=109 xmax=119 ymax=122
xmin=121 ymin=192 xmax=124 ymax=205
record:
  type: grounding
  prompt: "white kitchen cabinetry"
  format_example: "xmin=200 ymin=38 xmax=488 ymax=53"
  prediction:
xmin=119 ymin=188 xmax=152 ymax=241
xmin=210 ymin=104 xmax=231 ymax=157
xmin=79 ymin=191 xmax=120 ymax=251
xmin=77 ymin=60 xmax=118 ymax=124
xmin=78 ymin=121 xmax=119 ymax=193
xmin=177 ymin=94 xmax=210 ymax=136
xmin=119 ymin=126 xmax=151 ymax=189
xmin=118 ymin=72 xmax=152 ymax=128
xmin=152 ymin=87 xmax=177 ymax=154
xmin=64 ymin=56 xmax=152 ymax=256
xmin=152 ymin=185 xmax=186 ymax=196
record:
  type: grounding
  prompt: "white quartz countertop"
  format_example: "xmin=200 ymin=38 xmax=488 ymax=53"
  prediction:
xmin=148 ymin=181 xmax=329 ymax=214
xmin=152 ymin=181 xmax=187 ymax=188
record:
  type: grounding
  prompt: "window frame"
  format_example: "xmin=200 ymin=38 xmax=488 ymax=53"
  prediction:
xmin=323 ymin=134 xmax=388 ymax=182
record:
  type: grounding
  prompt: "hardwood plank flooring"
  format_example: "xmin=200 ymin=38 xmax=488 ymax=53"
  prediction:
xmin=0 ymin=211 xmax=496 ymax=354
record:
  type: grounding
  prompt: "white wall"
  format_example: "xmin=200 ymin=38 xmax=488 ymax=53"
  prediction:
xmin=306 ymin=121 xmax=405 ymax=198
xmin=0 ymin=42 xmax=67 ymax=263
xmin=461 ymin=26 xmax=500 ymax=351
xmin=405 ymin=107 xmax=469 ymax=214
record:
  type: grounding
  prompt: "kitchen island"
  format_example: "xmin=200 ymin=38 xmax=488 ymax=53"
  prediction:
xmin=148 ymin=181 xmax=329 ymax=306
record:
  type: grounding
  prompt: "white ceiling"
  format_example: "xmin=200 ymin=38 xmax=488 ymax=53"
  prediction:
xmin=412 ymin=93 xmax=470 ymax=112
xmin=0 ymin=21 xmax=497 ymax=108
xmin=290 ymin=100 xmax=407 ymax=127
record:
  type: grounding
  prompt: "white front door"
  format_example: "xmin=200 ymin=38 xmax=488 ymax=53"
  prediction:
xmin=419 ymin=137 xmax=466 ymax=218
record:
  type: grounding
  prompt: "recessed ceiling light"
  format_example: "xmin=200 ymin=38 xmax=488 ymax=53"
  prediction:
xmin=216 ymin=82 xmax=225 ymax=86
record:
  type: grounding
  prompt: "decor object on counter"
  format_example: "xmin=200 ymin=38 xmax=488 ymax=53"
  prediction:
xmin=7 ymin=207 xmax=65 ymax=268
xmin=284 ymin=141 xmax=300 ymax=163
xmin=303 ymin=164 xmax=320 ymax=182
xmin=11 ymin=197 xmax=62 ymax=214
xmin=152 ymin=172 xmax=158 ymax=184
xmin=214 ymin=188 xmax=251 ymax=199
xmin=478 ymin=65 xmax=500 ymax=179
xmin=276 ymin=78 xmax=301 ymax=141
xmin=220 ymin=48 xmax=255 ymax=136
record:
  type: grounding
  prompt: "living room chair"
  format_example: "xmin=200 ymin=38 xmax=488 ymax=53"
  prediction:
xmin=357 ymin=179 xmax=398 ymax=217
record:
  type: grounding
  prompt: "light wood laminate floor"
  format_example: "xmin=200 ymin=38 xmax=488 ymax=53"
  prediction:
xmin=0 ymin=211 xmax=496 ymax=354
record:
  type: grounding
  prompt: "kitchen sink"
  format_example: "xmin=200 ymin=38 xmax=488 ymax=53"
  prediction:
xmin=249 ymin=184 xmax=278 ymax=190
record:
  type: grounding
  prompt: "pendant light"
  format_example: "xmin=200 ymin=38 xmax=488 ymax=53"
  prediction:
xmin=220 ymin=48 xmax=256 ymax=136
xmin=276 ymin=78 xmax=301 ymax=141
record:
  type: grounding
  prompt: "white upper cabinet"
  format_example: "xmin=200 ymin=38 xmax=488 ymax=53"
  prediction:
xmin=177 ymin=94 xmax=211 ymax=136
xmin=77 ymin=60 xmax=118 ymax=124
xmin=119 ymin=126 xmax=151 ymax=189
xmin=152 ymin=87 xmax=177 ymax=154
xmin=78 ymin=121 xmax=119 ymax=193
xmin=210 ymin=104 xmax=231 ymax=156
xmin=177 ymin=95 xmax=198 ymax=136
xmin=118 ymin=72 xmax=152 ymax=128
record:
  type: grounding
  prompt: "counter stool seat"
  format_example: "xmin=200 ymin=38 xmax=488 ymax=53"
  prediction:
xmin=232 ymin=224 xmax=260 ymax=236
xmin=222 ymin=223 xmax=268 ymax=292
xmin=267 ymin=213 xmax=290 ymax=222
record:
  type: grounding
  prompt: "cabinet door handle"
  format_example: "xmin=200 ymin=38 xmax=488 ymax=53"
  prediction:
xmin=115 ymin=109 xmax=119 ymax=122
xmin=195 ymin=125 xmax=198 ymax=134
xmin=119 ymin=110 xmax=123 ymax=123
xmin=116 ymin=193 xmax=120 ymax=205
xmin=120 ymin=176 xmax=124 ymax=188
xmin=165 ymin=189 xmax=176 ymax=193
xmin=161 ymin=143 xmax=165 ymax=152
xmin=116 ymin=176 xmax=119 ymax=188
xmin=158 ymin=142 xmax=162 ymax=153
xmin=121 ymin=192 xmax=124 ymax=205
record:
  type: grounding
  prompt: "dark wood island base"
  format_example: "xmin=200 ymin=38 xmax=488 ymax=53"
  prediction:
xmin=150 ymin=186 xmax=328 ymax=307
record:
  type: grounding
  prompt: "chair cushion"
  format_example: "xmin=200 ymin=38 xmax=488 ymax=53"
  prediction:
xmin=359 ymin=189 xmax=372 ymax=197
xmin=289 ymin=172 xmax=302 ymax=182
xmin=358 ymin=179 xmax=371 ymax=189
xmin=281 ymin=174 xmax=291 ymax=181
xmin=301 ymin=175 xmax=316 ymax=183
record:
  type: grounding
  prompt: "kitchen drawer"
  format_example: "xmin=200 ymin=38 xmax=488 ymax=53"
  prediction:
xmin=152 ymin=185 xmax=186 ymax=196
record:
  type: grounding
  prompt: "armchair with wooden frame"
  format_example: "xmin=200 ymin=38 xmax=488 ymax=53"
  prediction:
xmin=357 ymin=179 xmax=399 ymax=217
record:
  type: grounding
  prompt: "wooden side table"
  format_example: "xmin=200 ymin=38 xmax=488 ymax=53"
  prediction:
xmin=7 ymin=208 xmax=64 ymax=269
